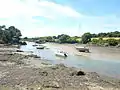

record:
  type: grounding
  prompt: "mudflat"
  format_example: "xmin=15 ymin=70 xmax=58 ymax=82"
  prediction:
xmin=0 ymin=45 xmax=120 ymax=90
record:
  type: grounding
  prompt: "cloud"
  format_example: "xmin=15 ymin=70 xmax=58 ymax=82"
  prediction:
xmin=0 ymin=0 xmax=120 ymax=37
xmin=0 ymin=0 xmax=82 ymax=37
xmin=0 ymin=0 xmax=81 ymax=19
xmin=79 ymin=15 xmax=120 ymax=34
xmin=37 ymin=0 xmax=82 ymax=19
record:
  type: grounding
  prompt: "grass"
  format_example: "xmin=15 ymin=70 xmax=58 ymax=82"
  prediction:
xmin=76 ymin=38 xmax=81 ymax=41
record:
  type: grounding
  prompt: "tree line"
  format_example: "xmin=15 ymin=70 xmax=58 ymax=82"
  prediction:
xmin=91 ymin=31 xmax=120 ymax=38
xmin=0 ymin=25 xmax=22 ymax=44
xmin=24 ymin=31 xmax=120 ymax=46
xmin=24 ymin=34 xmax=80 ymax=44
xmin=81 ymin=32 xmax=120 ymax=46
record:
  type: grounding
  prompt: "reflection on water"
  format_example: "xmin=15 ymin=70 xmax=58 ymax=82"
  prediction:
xmin=20 ymin=42 xmax=120 ymax=79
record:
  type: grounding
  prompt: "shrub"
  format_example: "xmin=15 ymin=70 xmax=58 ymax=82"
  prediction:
xmin=106 ymin=39 xmax=118 ymax=46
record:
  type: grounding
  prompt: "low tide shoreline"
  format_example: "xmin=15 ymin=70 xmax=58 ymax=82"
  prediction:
xmin=0 ymin=44 xmax=120 ymax=90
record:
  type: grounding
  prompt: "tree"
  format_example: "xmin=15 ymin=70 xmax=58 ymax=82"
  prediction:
xmin=0 ymin=25 xmax=22 ymax=44
xmin=24 ymin=37 xmax=28 ymax=39
xmin=58 ymin=34 xmax=70 ymax=43
xmin=106 ymin=39 xmax=118 ymax=46
xmin=81 ymin=32 xmax=92 ymax=44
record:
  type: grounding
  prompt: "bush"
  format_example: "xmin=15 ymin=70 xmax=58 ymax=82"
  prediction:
xmin=106 ymin=39 xmax=118 ymax=46
xmin=91 ymin=39 xmax=99 ymax=44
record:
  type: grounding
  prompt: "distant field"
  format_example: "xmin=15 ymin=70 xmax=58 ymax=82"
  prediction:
xmin=76 ymin=38 xmax=81 ymax=41
xmin=91 ymin=37 xmax=120 ymax=40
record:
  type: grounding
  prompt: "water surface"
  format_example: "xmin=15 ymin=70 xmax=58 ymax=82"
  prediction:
xmin=20 ymin=42 xmax=120 ymax=79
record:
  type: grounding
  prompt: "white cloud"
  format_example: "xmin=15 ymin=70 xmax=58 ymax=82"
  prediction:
xmin=0 ymin=0 xmax=120 ymax=37
xmin=0 ymin=0 xmax=82 ymax=37
xmin=0 ymin=0 xmax=81 ymax=19
xmin=37 ymin=1 xmax=82 ymax=18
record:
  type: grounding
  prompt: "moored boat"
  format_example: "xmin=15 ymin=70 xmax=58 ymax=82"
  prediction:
xmin=75 ymin=46 xmax=89 ymax=53
xmin=36 ymin=45 xmax=45 ymax=49
xmin=55 ymin=50 xmax=68 ymax=57
xmin=32 ymin=44 xmax=38 ymax=47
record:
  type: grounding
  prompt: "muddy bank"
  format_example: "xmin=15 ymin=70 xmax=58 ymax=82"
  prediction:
xmin=0 ymin=46 xmax=120 ymax=90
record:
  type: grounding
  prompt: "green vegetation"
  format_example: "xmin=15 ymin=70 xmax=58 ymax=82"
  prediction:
xmin=80 ymin=31 xmax=120 ymax=46
xmin=91 ymin=31 xmax=120 ymax=37
xmin=24 ymin=31 xmax=120 ymax=47
xmin=81 ymin=32 xmax=92 ymax=44
xmin=25 ymin=34 xmax=80 ymax=44
xmin=91 ymin=38 xmax=120 ymax=46
xmin=0 ymin=25 xmax=22 ymax=44
xmin=55 ymin=34 xmax=79 ymax=44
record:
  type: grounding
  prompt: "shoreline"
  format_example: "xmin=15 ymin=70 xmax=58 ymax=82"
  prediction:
xmin=0 ymin=45 xmax=120 ymax=90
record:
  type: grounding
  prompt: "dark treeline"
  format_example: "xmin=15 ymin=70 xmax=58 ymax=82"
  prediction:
xmin=24 ymin=34 xmax=80 ymax=44
xmin=0 ymin=25 xmax=22 ymax=44
xmin=24 ymin=31 xmax=120 ymax=47
xmin=91 ymin=31 xmax=120 ymax=38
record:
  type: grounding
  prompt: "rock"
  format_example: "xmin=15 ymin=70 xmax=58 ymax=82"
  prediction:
xmin=116 ymin=44 xmax=120 ymax=48
xmin=70 ymin=70 xmax=85 ymax=76
xmin=20 ymin=41 xmax=27 ymax=45
xmin=103 ymin=43 xmax=109 ymax=47
xmin=39 ymin=71 xmax=48 ymax=76
xmin=16 ymin=49 xmax=24 ymax=52
xmin=76 ymin=71 xmax=86 ymax=76
xmin=28 ymin=54 xmax=41 ymax=58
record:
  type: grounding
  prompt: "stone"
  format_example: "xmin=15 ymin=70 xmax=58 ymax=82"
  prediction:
xmin=70 ymin=70 xmax=85 ymax=76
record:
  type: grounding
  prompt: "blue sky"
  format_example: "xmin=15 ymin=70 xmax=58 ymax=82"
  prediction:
xmin=0 ymin=0 xmax=120 ymax=37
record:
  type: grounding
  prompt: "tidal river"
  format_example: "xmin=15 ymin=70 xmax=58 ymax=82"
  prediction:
xmin=20 ymin=42 xmax=120 ymax=79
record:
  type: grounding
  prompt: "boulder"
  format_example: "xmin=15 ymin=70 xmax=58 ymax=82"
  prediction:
xmin=16 ymin=49 xmax=24 ymax=52
xmin=70 ymin=70 xmax=85 ymax=76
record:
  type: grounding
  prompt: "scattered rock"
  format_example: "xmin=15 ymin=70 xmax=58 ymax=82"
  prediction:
xmin=20 ymin=41 xmax=27 ymax=45
xmin=28 ymin=54 xmax=41 ymax=58
xmin=16 ymin=49 xmax=24 ymax=52
xmin=70 ymin=70 xmax=85 ymax=76
xmin=39 ymin=71 xmax=48 ymax=76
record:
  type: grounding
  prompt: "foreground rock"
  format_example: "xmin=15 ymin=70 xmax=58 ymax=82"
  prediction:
xmin=0 ymin=46 xmax=120 ymax=90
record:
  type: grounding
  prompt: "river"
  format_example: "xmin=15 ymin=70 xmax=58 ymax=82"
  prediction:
xmin=20 ymin=42 xmax=120 ymax=79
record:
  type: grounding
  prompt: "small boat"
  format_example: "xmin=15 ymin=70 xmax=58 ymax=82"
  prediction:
xmin=32 ymin=44 xmax=38 ymax=47
xmin=75 ymin=46 xmax=89 ymax=53
xmin=36 ymin=45 xmax=45 ymax=49
xmin=55 ymin=50 xmax=68 ymax=57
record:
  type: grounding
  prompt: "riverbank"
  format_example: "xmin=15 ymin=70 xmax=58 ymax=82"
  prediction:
xmin=0 ymin=45 xmax=120 ymax=90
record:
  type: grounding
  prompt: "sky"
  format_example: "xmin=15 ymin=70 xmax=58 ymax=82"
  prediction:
xmin=0 ymin=0 xmax=120 ymax=37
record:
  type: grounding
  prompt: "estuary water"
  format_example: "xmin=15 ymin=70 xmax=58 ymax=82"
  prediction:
xmin=20 ymin=42 xmax=120 ymax=79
